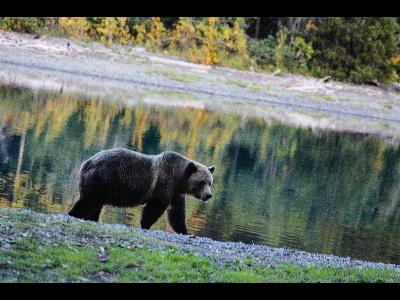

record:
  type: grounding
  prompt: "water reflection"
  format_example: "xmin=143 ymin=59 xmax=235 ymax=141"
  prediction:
xmin=1 ymin=85 xmax=400 ymax=264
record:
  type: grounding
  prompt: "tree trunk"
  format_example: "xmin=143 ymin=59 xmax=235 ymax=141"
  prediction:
xmin=255 ymin=17 xmax=261 ymax=39
xmin=290 ymin=17 xmax=303 ymax=41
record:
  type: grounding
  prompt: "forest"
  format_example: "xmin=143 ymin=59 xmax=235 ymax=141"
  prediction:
xmin=1 ymin=17 xmax=400 ymax=84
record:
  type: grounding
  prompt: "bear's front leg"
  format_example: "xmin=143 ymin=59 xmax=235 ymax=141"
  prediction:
xmin=167 ymin=195 xmax=187 ymax=235
xmin=140 ymin=199 xmax=169 ymax=230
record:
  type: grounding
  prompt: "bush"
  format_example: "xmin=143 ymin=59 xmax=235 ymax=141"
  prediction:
xmin=274 ymin=29 xmax=310 ymax=74
xmin=248 ymin=31 xmax=313 ymax=74
xmin=292 ymin=36 xmax=313 ymax=73
xmin=388 ymin=57 xmax=400 ymax=82
xmin=0 ymin=17 xmax=47 ymax=34
xmin=59 ymin=17 xmax=91 ymax=40
xmin=247 ymin=36 xmax=277 ymax=68
xmin=310 ymin=17 xmax=400 ymax=83
xmin=165 ymin=17 xmax=250 ymax=68
xmin=92 ymin=17 xmax=132 ymax=45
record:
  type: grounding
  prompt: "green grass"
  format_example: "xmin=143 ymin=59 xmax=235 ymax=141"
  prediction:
xmin=1 ymin=208 xmax=400 ymax=283
xmin=382 ymin=103 xmax=393 ymax=111
xmin=141 ymin=88 xmax=199 ymax=101
xmin=320 ymin=95 xmax=334 ymax=102
xmin=218 ymin=79 xmax=251 ymax=89
xmin=380 ymin=122 xmax=390 ymax=129
xmin=218 ymin=53 xmax=250 ymax=70
xmin=148 ymin=70 xmax=203 ymax=84
xmin=2 ymin=239 xmax=399 ymax=283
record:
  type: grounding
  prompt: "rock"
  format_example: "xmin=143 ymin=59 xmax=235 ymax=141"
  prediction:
xmin=2 ymin=242 xmax=13 ymax=249
xmin=97 ymin=246 xmax=108 ymax=262
xmin=79 ymin=276 xmax=90 ymax=282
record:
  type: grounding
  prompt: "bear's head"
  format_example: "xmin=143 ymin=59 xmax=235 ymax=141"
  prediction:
xmin=184 ymin=162 xmax=215 ymax=201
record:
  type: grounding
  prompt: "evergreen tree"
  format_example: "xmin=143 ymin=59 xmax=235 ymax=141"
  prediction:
xmin=310 ymin=17 xmax=400 ymax=83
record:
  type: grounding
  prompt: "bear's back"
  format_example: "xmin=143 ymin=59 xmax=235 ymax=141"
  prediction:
xmin=79 ymin=148 xmax=155 ymax=202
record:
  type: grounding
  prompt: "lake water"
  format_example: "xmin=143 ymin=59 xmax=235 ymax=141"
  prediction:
xmin=1 ymin=84 xmax=400 ymax=265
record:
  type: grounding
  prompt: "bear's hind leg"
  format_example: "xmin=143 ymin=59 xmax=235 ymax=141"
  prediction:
xmin=68 ymin=197 xmax=103 ymax=222
xmin=85 ymin=206 xmax=103 ymax=222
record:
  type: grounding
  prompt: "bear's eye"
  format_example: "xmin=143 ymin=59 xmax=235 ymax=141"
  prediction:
xmin=198 ymin=181 xmax=206 ymax=186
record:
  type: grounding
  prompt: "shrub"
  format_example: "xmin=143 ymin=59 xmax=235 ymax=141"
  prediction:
xmin=59 ymin=17 xmax=91 ymax=40
xmin=198 ymin=17 xmax=220 ymax=65
xmin=249 ymin=30 xmax=313 ymax=74
xmin=0 ymin=17 xmax=47 ymax=34
xmin=388 ymin=57 xmax=400 ymax=82
xmin=247 ymin=36 xmax=277 ymax=68
xmin=90 ymin=17 xmax=132 ymax=45
xmin=310 ymin=17 xmax=400 ymax=83
xmin=292 ymin=36 xmax=313 ymax=73
xmin=133 ymin=17 xmax=167 ymax=51
xmin=275 ymin=29 xmax=288 ymax=69
xmin=164 ymin=17 xmax=249 ymax=68
xmin=167 ymin=18 xmax=198 ymax=53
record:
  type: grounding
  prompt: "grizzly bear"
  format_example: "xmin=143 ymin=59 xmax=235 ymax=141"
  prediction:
xmin=68 ymin=148 xmax=215 ymax=234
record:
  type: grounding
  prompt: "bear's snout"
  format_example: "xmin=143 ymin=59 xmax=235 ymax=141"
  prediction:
xmin=202 ymin=193 xmax=212 ymax=201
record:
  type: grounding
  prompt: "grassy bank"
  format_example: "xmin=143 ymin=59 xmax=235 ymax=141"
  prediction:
xmin=1 ymin=208 xmax=400 ymax=283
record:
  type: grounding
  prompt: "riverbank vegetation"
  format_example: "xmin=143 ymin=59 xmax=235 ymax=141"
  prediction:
xmin=1 ymin=17 xmax=399 ymax=84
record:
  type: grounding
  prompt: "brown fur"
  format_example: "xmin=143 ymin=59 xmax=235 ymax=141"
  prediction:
xmin=68 ymin=148 xmax=215 ymax=234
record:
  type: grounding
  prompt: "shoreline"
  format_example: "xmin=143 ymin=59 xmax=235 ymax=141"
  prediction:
xmin=1 ymin=208 xmax=400 ymax=282
xmin=2 ymin=208 xmax=400 ymax=270
xmin=1 ymin=30 xmax=400 ymax=140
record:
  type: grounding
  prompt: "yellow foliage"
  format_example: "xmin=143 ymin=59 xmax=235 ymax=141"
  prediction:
xmin=4 ymin=17 xmax=251 ymax=69
xmin=149 ymin=17 xmax=166 ymax=50
xmin=138 ymin=17 xmax=249 ymax=68
xmin=134 ymin=23 xmax=147 ymax=45
xmin=222 ymin=18 xmax=249 ymax=60
xmin=60 ymin=17 xmax=132 ymax=45
xmin=202 ymin=17 xmax=220 ymax=65
xmin=275 ymin=29 xmax=288 ymax=68
xmin=306 ymin=21 xmax=317 ymax=31
xmin=91 ymin=17 xmax=132 ymax=45
xmin=389 ymin=57 xmax=400 ymax=64
xmin=167 ymin=18 xmax=197 ymax=53
xmin=149 ymin=17 xmax=165 ymax=44
xmin=59 ymin=17 xmax=91 ymax=40
xmin=134 ymin=17 xmax=166 ymax=51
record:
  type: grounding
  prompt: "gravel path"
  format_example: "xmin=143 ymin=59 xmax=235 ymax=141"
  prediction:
xmin=4 ymin=208 xmax=399 ymax=272
xmin=1 ymin=30 xmax=400 ymax=139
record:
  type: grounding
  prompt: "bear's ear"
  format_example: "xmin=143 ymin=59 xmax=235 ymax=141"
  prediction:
xmin=184 ymin=162 xmax=198 ymax=178
xmin=208 ymin=166 xmax=215 ymax=174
